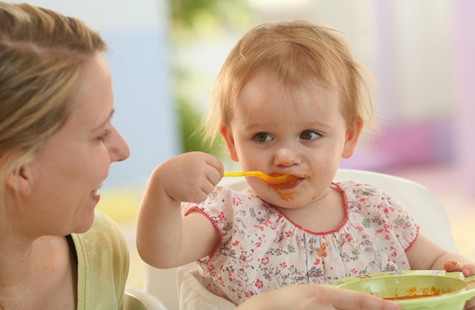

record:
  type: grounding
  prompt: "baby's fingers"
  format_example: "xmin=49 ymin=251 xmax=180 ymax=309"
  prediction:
xmin=461 ymin=264 xmax=475 ymax=277
xmin=444 ymin=260 xmax=475 ymax=277
xmin=444 ymin=259 xmax=461 ymax=272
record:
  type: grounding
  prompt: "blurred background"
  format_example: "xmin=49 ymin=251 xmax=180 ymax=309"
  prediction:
xmin=13 ymin=0 xmax=475 ymax=289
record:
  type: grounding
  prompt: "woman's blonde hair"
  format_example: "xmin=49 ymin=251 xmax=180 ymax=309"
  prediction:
xmin=203 ymin=20 xmax=374 ymax=143
xmin=0 ymin=2 xmax=106 ymax=194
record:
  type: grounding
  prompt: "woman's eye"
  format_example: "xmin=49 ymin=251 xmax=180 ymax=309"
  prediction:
xmin=300 ymin=130 xmax=321 ymax=140
xmin=97 ymin=129 xmax=111 ymax=142
xmin=253 ymin=132 xmax=273 ymax=143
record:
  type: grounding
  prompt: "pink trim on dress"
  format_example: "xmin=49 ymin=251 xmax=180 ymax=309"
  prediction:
xmin=184 ymin=206 xmax=224 ymax=259
xmin=267 ymin=182 xmax=350 ymax=236
xmin=404 ymin=224 xmax=420 ymax=252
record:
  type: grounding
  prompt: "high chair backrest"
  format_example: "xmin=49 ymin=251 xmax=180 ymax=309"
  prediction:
xmin=143 ymin=169 xmax=457 ymax=310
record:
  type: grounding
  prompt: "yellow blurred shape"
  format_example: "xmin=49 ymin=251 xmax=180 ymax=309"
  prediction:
xmin=97 ymin=188 xmax=142 ymax=223
xmin=451 ymin=216 xmax=475 ymax=260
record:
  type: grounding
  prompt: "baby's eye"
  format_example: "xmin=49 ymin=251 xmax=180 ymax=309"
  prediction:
xmin=253 ymin=132 xmax=273 ymax=143
xmin=300 ymin=130 xmax=321 ymax=140
xmin=97 ymin=129 xmax=111 ymax=142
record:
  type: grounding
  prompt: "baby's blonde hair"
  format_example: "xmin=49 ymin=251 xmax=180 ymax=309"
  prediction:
xmin=203 ymin=20 xmax=374 ymax=143
xmin=0 ymin=2 xmax=106 ymax=195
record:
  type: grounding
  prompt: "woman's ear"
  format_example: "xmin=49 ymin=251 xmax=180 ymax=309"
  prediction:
xmin=6 ymin=166 xmax=32 ymax=194
xmin=342 ymin=119 xmax=363 ymax=158
xmin=219 ymin=125 xmax=239 ymax=161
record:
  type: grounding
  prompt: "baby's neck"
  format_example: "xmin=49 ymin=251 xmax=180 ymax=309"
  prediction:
xmin=274 ymin=186 xmax=346 ymax=233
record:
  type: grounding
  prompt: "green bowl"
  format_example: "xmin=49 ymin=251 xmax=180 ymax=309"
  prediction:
xmin=330 ymin=271 xmax=475 ymax=310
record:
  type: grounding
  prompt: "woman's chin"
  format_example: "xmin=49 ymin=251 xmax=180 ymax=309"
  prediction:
xmin=73 ymin=211 xmax=96 ymax=234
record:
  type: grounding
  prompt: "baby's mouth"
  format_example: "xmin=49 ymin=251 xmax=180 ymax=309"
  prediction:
xmin=270 ymin=175 xmax=305 ymax=189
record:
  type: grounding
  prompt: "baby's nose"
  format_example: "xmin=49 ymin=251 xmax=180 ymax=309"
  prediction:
xmin=273 ymin=147 xmax=301 ymax=167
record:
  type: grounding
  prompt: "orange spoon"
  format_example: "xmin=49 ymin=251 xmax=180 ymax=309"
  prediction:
xmin=223 ymin=171 xmax=298 ymax=185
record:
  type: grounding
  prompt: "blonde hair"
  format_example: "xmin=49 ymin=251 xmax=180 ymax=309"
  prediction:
xmin=203 ymin=20 xmax=374 ymax=142
xmin=0 ymin=2 xmax=106 ymax=194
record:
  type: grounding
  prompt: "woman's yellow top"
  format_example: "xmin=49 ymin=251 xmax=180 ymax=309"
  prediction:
xmin=71 ymin=210 xmax=129 ymax=309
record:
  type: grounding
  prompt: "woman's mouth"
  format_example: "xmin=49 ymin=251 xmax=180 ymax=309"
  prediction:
xmin=90 ymin=188 xmax=101 ymax=203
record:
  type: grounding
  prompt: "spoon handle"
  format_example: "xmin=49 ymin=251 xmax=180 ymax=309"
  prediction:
xmin=223 ymin=171 xmax=263 ymax=178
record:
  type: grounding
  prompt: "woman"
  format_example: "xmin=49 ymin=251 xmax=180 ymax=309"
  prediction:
xmin=0 ymin=2 xmax=130 ymax=309
xmin=0 ymin=2 xmax=399 ymax=309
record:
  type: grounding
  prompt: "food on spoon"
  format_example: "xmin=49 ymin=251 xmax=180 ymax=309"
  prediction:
xmin=223 ymin=171 xmax=300 ymax=186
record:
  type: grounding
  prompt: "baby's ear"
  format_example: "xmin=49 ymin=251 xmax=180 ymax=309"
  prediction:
xmin=342 ymin=119 xmax=363 ymax=158
xmin=220 ymin=125 xmax=239 ymax=161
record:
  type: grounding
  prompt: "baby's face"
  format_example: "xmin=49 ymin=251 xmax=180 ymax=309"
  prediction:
xmin=221 ymin=70 xmax=361 ymax=210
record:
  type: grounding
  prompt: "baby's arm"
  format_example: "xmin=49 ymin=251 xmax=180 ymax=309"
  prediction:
xmin=407 ymin=232 xmax=475 ymax=309
xmin=406 ymin=233 xmax=475 ymax=276
xmin=136 ymin=152 xmax=223 ymax=268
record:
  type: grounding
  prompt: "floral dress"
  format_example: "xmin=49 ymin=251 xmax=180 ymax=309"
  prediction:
xmin=182 ymin=181 xmax=419 ymax=305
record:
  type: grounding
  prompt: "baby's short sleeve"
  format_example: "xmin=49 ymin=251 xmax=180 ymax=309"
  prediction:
xmin=343 ymin=181 xmax=420 ymax=253
xmin=182 ymin=186 xmax=242 ymax=251
xmin=345 ymin=182 xmax=420 ymax=252
xmin=378 ymin=189 xmax=420 ymax=251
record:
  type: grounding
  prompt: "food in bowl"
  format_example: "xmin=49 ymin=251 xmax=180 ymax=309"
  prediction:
xmin=339 ymin=273 xmax=464 ymax=299
xmin=328 ymin=270 xmax=475 ymax=310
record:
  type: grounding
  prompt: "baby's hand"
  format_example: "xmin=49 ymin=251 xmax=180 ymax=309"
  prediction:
xmin=443 ymin=260 xmax=475 ymax=309
xmin=443 ymin=259 xmax=475 ymax=277
xmin=155 ymin=151 xmax=223 ymax=203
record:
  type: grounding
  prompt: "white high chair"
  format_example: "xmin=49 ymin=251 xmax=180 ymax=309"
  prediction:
xmin=124 ymin=285 xmax=168 ymax=310
xmin=143 ymin=169 xmax=457 ymax=310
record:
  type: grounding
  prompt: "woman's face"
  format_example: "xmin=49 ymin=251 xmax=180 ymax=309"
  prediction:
xmin=221 ymin=70 xmax=361 ymax=210
xmin=15 ymin=54 xmax=130 ymax=237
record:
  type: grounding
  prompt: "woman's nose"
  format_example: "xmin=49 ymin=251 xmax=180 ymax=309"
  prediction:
xmin=109 ymin=126 xmax=130 ymax=162
xmin=273 ymin=146 xmax=301 ymax=167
